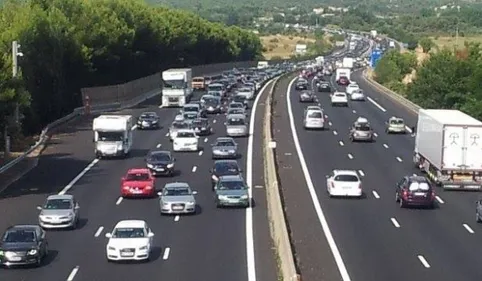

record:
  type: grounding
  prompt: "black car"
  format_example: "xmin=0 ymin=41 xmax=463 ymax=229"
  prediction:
xmin=137 ymin=112 xmax=160 ymax=130
xmin=233 ymin=94 xmax=249 ymax=109
xmin=210 ymin=160 xmax=242 ymax=190
xmin=317 ymin=83 xmax=331 ymax=92
xmin=0 ymin=225 xmax=48 ymax=267
xmin=204 ymin=98 xmax=222 ymax=114
xmin=192 ymin=118 xmax=212 ymax=136
xmin=145 ymin=150 xmax=176 ymax=176
xmin=396 ymin=176 xmax=435 ymax=208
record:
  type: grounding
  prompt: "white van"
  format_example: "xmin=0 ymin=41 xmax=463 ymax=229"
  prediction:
xmin=303 ymin=107 xmax=325 ymax=130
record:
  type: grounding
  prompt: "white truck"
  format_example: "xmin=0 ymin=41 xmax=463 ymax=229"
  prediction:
xmin=315 ymin=56 xmax=324 ymax=66
xmin=257 ymin=61 xmax=269 ymax=69
xmin=389 ymin=41 xmax=396 ymax=48
xmin=342 ymin=57 xmax=354 ymax=69
xmin=93 ymin=115 xmax=133 ymax=158
xmin=414 ymin=109 xmax=482 ymax=190
xmin=335 ymin=68 xmax=351 ymax=82
xmin=370 ymin=30 xmax=377 ymax=38
xmin=161 ymin=68 xmax=193 ymax=107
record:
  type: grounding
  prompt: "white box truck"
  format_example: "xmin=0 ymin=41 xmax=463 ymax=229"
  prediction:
xmin=93 ymin=115 xmax=133 ymax=158
xmin=257 ymin=61 xmax=269 ymax=69
xmin=161 ymin=68 xmax=193 ymax=107
xmin=315 ymin=56 xmax=324 ymax=66
xmin=335 ymin=68 xmax=351 ymax=82
xmin=414 ymin=109 xmax=482 ymax=190
xmin=342 ymin=57 xmax=354 ymax=69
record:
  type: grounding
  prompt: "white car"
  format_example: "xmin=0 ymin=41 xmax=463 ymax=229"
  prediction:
xmin=236 ymin=87 xmax=255 ymax=100
xmin=326 ymin=170 xmax=362 ymax=197
xmin=350 ymin=90 xmax=365 ymax=101
xmin=331 ymin=92 xmax=349 ymax=107
xmin=174 ymin=114 xmax=184 ymax=122
xmin=173 ymin=129 xmax=199 ymax=151
xmin=346 ymin=84 xmax=360 ymax=95
xmin=105 ymin=220 xmax=154 ymax=262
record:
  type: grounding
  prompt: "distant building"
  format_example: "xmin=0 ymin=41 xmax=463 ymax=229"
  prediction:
xmin=295 ymin=44 xmax=307 ymax=55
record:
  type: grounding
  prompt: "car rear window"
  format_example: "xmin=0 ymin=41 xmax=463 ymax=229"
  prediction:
xmin=335 ymin=93 xmax=346 ymax=97
xmin=390 ymin=119 xmax=404 ymax=125
xmin=126 ymin=173 xmax=150 ymax=181
xmin=308 ymin=112 xmax=322 ymax=118
xmin=334 ymin=175 xmax=359 ymax=182
xmin=408 ymin=182 xmax=430 ymax=191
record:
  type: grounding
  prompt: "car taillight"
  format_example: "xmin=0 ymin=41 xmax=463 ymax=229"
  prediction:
xmin=123 ymin=186 xmax=129 ymax=190
xmin=431 ymin=191 xmax=435 ymax=199
xmin=402 ymin=190 xmax=409 ymax=197
xmin=330 ymin=182 xmax=335 ymax=188
xmin=146 ymin=186 xmax=153 ymax=189
xmin=358 ymin=183 xmax=362 ymax=189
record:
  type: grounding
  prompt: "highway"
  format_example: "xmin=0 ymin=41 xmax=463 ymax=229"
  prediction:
xmin=0 ymin=74 xmax=278 ymax=281
xmin=272 ymin=62 xmax=482 ymax=280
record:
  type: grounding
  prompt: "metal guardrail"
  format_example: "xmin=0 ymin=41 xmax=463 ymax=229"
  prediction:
xmin=361 ymin=68 xmax=421 ymax=115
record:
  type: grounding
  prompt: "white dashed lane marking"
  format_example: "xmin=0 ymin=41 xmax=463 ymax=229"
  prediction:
xmin=174 ymin=215 xmax=180 ymax=222
xmin=390 ymin=218 xmax=401 ymax=228
xmin=435 ymin=196 xmax=444 ymax=204
xmin=204 ymin=138 xmax=208 ymax=143
xmin=358 ymin=170 xmax=365 ymax=177
xmin=116 ymin=197 xmax=123 ymax=205
xmin=339 ymin=141 xmax=344 ymax=146
xmin=94 ymin=226 xmax=104 ymax=237
xmin=163 ymin=247 xmax=171 ymax=260
xmin=383 ymin=144 xmax=389 ymax=148
xmin=372 ymin=190 xmax=380 ymax=199
xmin=156 ymin=144 xmax=162 ymax=148
xmin=333 ymin=130 xmax=338 ymax=135
xmin=463 ymin=224 xmax=475 ymax=234
xmin=192 ymin=166 xmax=197 ymax=173
xmin=396 ymin=157 xmax=403 ymax=162
xmin=347 ymin=154 xmax=353 ymax=159
xmin=199 ymin=150 xmax=203 ymax=156
xmin=67 ymin=266 xmax=80 ymax=281
xmin=417 ymin=255 xmax=431 ymax=268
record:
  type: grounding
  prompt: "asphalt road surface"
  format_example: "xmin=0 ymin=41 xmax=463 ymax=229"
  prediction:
xmin=0 ymin=77 xmax=279 ymax=281
xmin=272 ymin=68 xmax=482 ymax=281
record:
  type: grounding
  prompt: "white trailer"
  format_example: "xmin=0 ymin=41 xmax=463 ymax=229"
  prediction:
xmin=414 ymin=109 xmax=482 ymax=190
xmin=335 ymin=68 xmax=351 ymax=82
xmin=93 ymin=115 xmax=133 ymax=158
xmin=161 ymin=68 xmax=193 ymax=107
xmin=342 ymin=57 xmax=354 ymax=69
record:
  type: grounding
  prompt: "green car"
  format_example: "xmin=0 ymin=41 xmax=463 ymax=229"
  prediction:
xmin=214 ymin=175 xmax=250 ymax=208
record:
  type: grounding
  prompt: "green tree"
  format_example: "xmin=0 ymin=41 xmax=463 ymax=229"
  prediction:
xmin=419 ymin=37 xmax=434 ymax=53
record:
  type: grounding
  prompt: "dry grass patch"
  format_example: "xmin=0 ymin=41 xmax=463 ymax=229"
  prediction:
xmin=260 ymin=34 xmax=316 ymax=59
xmin=431 ymin=36 xmax=482 ymax=50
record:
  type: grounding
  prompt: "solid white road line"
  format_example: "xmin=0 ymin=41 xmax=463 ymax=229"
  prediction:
xmin=372 ymin=190 xmax=380 ymax=199
xmin=383 ymin=143 xmax=389 ymax=148
xmin=192 ymin=166 xmax=197 ymax=173
xmin=339 ymin=141 xmax=344 ymax=146
xmin=163 ymin=247 xmax=171 ymax=260
xmin=286 ymin=77 xmax=352 ymax=281
xmin=174 ymin=215 xmax=180 ymax=222
xmin=367 ymin=96 xmax=387 ymax=112
xmin=198 ymin=150 xmax=203 ymax=156
xmin=333 ymin=130 xmax=338 ymax=135
xmin=435 ymin=196 xmax=444 ymax=204
xmin=396 ymin=157 xmax=403 ymax=162
xmin=417 ymin=255 xmax=431 ymax=268
xmin=94 ymin=226 xmax=104 ymax=237
xmin=347 ymin=154 xmax=353 ymax=159
xmin=246 ymin=78 xmax=275 ymax=281
xmin=463 ymin=224 xmax=475 ymax=234
xmin=390 ymin=218 xmax=401 ymax=228
xmin=156 ymin=144 xmax=162 ymax=148
xmin=358 ymin=170 xmax=365 ymax=177
xmin=59 ymin=159 xmax=100 ymax=195
xmin=115 ymin=197 xmax=123 ymax=205
xmin=67 ymin=266 xmax=80 ymax=281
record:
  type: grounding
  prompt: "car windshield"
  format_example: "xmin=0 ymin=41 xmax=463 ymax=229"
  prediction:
xmin=355 ymin=125 xmax=371 ymax=131
xmin=238 ymin=88 xmax=251 ymax=93
xmin=229 ymin=109 xmax=244 ymax=115
xmin=218 ymin=180 xmax=246 ymax=190
xmin=335 ymin=93 xmax=346 ymax=97
xmin=409 ymin=182 xmax=430 ymax=191
xmin=334 ymin=175 xmax=359 ymax=182
xmin=98 ymin=131 xmax=123 ymax=142
xmin=177 ymin=132 xmax=196 ymax=138
xmin=44 ymin=199 xmax=72 ymax=210
xmin=171 ymin=122 xmax=189 ymax=129
xmin=193 ymin=120 xmax=207 ymax=127
xmin=215 ymin=140 xmax=235 ymax=147
xmin=3 ymin=230 xmax=36 ymax=243
xmin=234 ymin=95 xmax=246 ymax=101
xmin=205 ymin=99 xmax=219 ymax=106
xmin=140 ymin=113 xmax=157 ymax=119
xmin=112 ymin=228 xmax=145 ymax=238
xmin=164 ymin=187 xmax=191 ymax=196
xmin=229 ymin=103 xmax=243 ymax=109
xmin=215 ymin=163 xmax=239 ymax=174
xmin=184 ymin=106 xmax=198 ymax=112
xmin=208 ymin=85 xmax=223 ymax=91
xmin=183 ymin=113 xmax=196 ymax=119
xmin=390 ymin=119 xmax=404 ymax=125
xmin=149 ymin=153 xmax=170 ymax=162
xmin=126 ymin=173 xmax=150 ymax=181
xmin=302 ymin=92 xmax=312 ymax=96
xmin=308 ymin=112 xmax=322 ymax=118
xmin=227 ymin=118 xmax=245 ymax=126
xmin=193 ymin=78 xmax=204 ymax=82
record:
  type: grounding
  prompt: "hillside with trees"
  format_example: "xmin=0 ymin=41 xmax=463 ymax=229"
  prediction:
xmin=0 ymin=0 xmax=262 ymax=153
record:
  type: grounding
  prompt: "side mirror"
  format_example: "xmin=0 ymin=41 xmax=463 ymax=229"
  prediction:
xmin=75 ymin=204 xmax=80 ymax=210
xmin=196 ymin=135 xmax=200 ymax=139
xmin=239 ymin=168 xmax=243 ymax=173
xmin=105 ymin=233 xmax=112 ymax=238
xmin=192 ymin=191 xmax=198 ymax=195
xmin=325 ymin=175 xmax=330 ymax=178
xmin=36 ymin=206 xmax=42 ymax=211
xmin=147 ymin=232 xmax=155 ymax=238
xmin=157 ymin=192 xmax=163 ymax=196
xmin=172 ymin=158 xmax=176 ymax=162
xmin=224 ymin=122 xmax=227 ymax=125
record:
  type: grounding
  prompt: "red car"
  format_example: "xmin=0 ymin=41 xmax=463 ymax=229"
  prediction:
xmin=121 ymin=168 xmax=156 ymax=198
xmin=337 ymin=76 xmax=350 ymax=86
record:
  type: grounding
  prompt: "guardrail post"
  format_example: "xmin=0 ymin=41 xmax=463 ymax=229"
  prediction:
xmin=84 ymin=95 xmax=91 ymax=115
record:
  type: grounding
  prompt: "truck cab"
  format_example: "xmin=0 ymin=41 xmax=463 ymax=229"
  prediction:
xmin=93 ymin=115 xmax=133 ymax=158
xmin=161 ymin=68 xmax=193 ymax=107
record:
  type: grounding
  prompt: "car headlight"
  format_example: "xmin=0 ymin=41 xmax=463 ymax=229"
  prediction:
xmin=201 ymin=127 xmax=206 ymax=130
xmin=139 ymin=246 xmax=148 ymax=251
xmin=152 ymin=120 xmax=158 ymax=123
xmin=186 ymin=201 xmax=195 ymax=205
xmin=147 ymin=164 xmax=154 ymax=168
xmin=117 ymin=144 xmax=123 ymax=150
xmin=167 ymin=163 xmax=174 ymax=168
xmin=27 ymin=249 xmax=38 ymax=255
xmin=211 ymin=175 xmax=218 ymax=181
xmin=218 ymin=195 xmax=228 ymax=199
xmin=0 ymin=250 xmax=4 ymax=256
xmin=229 ymin=150 xmax=235 ymax=153
xmin=108 ymin=246 xmax=116 ymax=251
xmin=241 ymin=195 xmax=249 ymax=199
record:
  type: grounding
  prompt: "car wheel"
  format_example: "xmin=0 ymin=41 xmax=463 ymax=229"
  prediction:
xmin=395 ymin=193 xmax=399 ymax=202
xmin=477 ymin=212 xmax=482 ymax=223
xmin=399 ymin=198 xmax=405 ymax=208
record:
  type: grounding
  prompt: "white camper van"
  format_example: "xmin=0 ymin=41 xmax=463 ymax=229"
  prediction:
xmin=93 ymin=115 xmax=133 ymax=158
xmin=161 ymin=68 xmax=193 ymax=107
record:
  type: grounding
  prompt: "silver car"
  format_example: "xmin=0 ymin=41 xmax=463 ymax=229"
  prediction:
xmin=158 ymin=182 xmax=197 ymax=214
xmin=386 ymin=116 xmax=406 ymax=134
xmin=227 ymin=107 xmax=247 ymax=117
xmin=37 ymin=194 xmax=80 ymax=229
xmin=228 ymin=102 xmax=245 ymax=111
xmin=169 ymin=120 xmax=190 ymax=141
xmin=349 ymin=118 xmax=375 ymax=142
xmin=211 ymin=137 xmax=239 ymax=159
xmin=299 ymin=91 xmax=315 ymax=102
xmin=214 ymin=175 xmax=250 ymax=208
xmin=225 ymin=114 xmax=248 ymax=137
